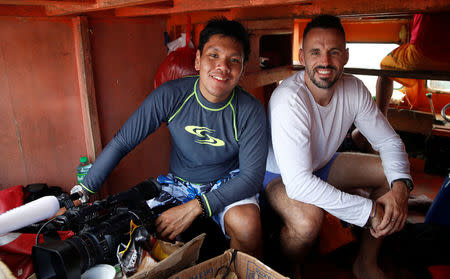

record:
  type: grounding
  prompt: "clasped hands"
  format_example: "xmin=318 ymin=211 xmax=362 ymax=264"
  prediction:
xmin=368 ymin=181 xmax=410 ymax=238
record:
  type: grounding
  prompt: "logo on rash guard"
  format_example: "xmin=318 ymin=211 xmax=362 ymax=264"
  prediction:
xmin=185 ymin=126 xmax=225 ymax=146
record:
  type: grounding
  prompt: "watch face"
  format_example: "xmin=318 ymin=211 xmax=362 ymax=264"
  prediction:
xmin=403 ymin=179 xmax=414 ymax=191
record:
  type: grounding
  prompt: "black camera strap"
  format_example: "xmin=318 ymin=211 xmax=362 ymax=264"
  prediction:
xmin=215 ymin=249 xmax=238 ymax=279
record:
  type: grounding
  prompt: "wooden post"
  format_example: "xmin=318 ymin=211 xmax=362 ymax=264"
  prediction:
xmin=73 ymin=16 xmax=108 ymax=198
xmin=292 ymin=20 xmax=300 ymax=66
xmin=72 ymin=16 xmax=102 ymax=162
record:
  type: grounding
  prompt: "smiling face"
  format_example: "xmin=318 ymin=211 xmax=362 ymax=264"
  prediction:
xmin=195 ymin=34 xmax=245 ymax=103
xmin=300 ymin=27 xmax=349 ymax=91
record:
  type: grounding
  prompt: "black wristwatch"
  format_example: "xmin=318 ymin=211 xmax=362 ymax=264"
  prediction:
xmin=391 ymin=178 xmax=414 ymax=191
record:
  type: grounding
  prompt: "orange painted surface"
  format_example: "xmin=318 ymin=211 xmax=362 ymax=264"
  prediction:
xmin=0 ymin=5 xmax=47 ymax=17
xmin=398 ymin=80 xmax=450 ymax=113
xmin=0 ymin=17 xmax=86 ymax=191
xmin=89 ymin=17 xmax=170 ymax=195
xmin=343 ymin=20 xmax=408 ymax=43
xmin=293 ymin=19 xmax=407 ymax=50
xmin=0 ymin=16 xmax=170 ymax=195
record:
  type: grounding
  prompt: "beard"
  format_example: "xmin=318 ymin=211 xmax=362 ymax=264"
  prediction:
xmin=305 ymin=64 xmax=342 ymax=89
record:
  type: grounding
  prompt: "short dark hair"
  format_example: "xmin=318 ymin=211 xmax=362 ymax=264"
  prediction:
xmin=198 ymin=17 xmax=251 ymax=63
xmin=303 ymin=15 xmax=346 ymax=44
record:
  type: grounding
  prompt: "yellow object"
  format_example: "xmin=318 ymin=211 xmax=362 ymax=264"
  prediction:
xmin=380 ymin=43 xmax=450 ymax=87
xmin=215 ymin=268 xmax=238 ymax=279
xmin=150 ymin=240 xmax=184 ymax=261
xmin=118 ymin=220 xmax=141 ymax=257
xmin=399 ymin=24 xmax=408 ymax=44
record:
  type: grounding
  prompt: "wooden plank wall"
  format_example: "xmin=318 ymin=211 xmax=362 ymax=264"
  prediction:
xmin=0 ymin=15 xmax=170 ymax=194
xmin=0 ymin=17 xmax=85 ymax=190
xmin=88 ymin=16 xmax=170 ymax=195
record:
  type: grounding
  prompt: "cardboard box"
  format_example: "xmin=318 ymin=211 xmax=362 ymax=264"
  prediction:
xmin=129 ymin=233 xmax=205 ymax=279
xmin=169 ymin=249 xmax=289 ymax=279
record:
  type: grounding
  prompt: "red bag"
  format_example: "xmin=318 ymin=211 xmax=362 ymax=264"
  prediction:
xmin=0 ymin=185 xmax=23 ymax=214
xmin=153 ymin=16 xmax=197 ymax=89
xmin=0 ymin=185 xmax=73 ymax=279
xmin=153 ymin=46 xmax=197 ymax=89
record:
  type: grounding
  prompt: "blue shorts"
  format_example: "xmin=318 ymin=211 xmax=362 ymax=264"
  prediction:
xmin=146 ymin=169 xmax=259 ymax=237
xmin=263 ymin=153 xmax=339 ymax=189
xmin=425 ymin=174 xmax=450 ymax=227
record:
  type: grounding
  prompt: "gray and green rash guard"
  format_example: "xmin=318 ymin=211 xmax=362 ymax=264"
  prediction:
xmin=82 ymin=76 xmax=268 ymax=215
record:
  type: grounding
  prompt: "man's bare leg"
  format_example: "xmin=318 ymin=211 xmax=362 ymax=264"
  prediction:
xmin=265 ymin=178 xmax=324 ymax=279
xmin=353 ymin=230 xmax=386 ymax=279
xmin=327 ymin=152 xmax=391 ymax=279
xmin=224 ymin=204 xmax=263 ymax=259
xmin=376 ymin=76 xmax=394 ymax=116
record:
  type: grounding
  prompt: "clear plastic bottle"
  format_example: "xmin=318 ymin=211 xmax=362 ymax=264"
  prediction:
xmin=76 ymin=156 xmax=92 ymax=184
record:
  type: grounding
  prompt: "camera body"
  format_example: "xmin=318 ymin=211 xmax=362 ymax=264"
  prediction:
xmin=32 ymin=178 xmax=161 ymax=279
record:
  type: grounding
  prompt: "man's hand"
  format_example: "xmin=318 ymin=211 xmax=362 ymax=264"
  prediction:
xmin=368 ymin=202 xmax=384 ymax=238
xmin=70 ymin=185 xmax=90 ymax=203
xmin=374 ymin=181 xmax=410 ymax=236
xmin=155 ymin=199 xmax=202 ymax=241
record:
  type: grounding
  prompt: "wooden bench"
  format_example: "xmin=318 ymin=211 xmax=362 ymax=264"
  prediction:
xmin=243 ymin=65 xmax=450 ymax=137
xmin=243 ymin=65 xmax=450 ymax=90
xmin=292 ymin=65 xmax=450 ymax=81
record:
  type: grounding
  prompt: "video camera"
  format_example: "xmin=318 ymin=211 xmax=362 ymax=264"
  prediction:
xmin=31 ymin=178 xmax=162 ymax=279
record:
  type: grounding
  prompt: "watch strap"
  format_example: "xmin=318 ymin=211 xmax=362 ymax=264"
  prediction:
xmin=391 ymin=178 xmax=414 ymax=191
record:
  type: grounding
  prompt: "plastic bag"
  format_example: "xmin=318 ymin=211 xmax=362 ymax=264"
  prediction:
xmin=153 ymin=44 xmax=197 ymax=89
xmin=153 ymin=17 xmax=197 ymax=89
xmin=167 ymin=33 xmax=195 ymax=54
xmin=0 ymin=185 xmax=73 ymax=279
xmin=117 ymin=222 xmax=157 ymax=277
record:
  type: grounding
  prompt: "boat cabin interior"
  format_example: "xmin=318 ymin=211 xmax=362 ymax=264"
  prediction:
xmin=1 ymin=0 xmax=450 ymax=278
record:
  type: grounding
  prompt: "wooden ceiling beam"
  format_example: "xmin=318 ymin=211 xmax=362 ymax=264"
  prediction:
xmin=0 ymin=4 xmax=47 ymax=16
xmin=115 ymin=0 xmax=310 ymax=17
xmin=288 ymin=0 xmax=450 ymax=17
xmin=0 ymin=0 xmax=94 ymax=5
xmin=4 ymin=0 xmax=450 ymax=18
xmin=116 ymin=0 xmax=450 ymax=18
xmin=45 ymin=0 xmax=172 ymax=16
xmin=245 ymin=18 xmax=294 ymax=31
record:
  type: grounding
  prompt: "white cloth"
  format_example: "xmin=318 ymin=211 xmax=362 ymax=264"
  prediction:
xmin=266 ymin=71 xmax=411 ymax=227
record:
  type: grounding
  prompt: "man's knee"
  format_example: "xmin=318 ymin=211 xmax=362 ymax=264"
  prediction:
xmin=283 ymin=205 xmax=324 ymax=242
xmin=264 ymin=177 xmax=283 ymax=203
xmin=224 ymin=204 xmax=262 ymax=245
xmin=264 ymin=179 xmax=324 ymax=241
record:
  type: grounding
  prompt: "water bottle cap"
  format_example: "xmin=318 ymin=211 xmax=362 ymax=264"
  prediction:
xmin=80 ymin=156 xmax=88 ymax=163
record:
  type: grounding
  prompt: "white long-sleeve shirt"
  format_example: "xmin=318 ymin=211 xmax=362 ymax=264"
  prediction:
xmin=266 ymin=71 xmax=411 ymax=227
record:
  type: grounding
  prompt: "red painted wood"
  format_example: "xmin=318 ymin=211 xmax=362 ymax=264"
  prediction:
xmin=0 ymin=5 xmax=47 ymax=16
xmin=88 ymin=17 xmax=170 ymax=194
xmin=0 ymin=17 xmax=86 ymax=191
xmin=45 ymin=0 xmax=172 ymax=16
xmin=72 ymin=16 xmax=102 ymax=162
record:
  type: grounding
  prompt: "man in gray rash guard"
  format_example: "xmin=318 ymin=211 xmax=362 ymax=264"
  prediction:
xmin=75 ymin=17 xmax=267 ymax=258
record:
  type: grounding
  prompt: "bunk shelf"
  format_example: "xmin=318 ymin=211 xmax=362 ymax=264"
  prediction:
xmin=291 ymin=65 xmax=450 ymax=137
xmin=246 ymin=65 xmax=450 ymax=90
xmin=292 ymin=65 xmax=450 ymax=81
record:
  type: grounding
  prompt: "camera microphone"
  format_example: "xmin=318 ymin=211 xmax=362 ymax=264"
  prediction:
xmin=0 ymin=195 xmax=60 ymax=235
xmin=0 ymin=191 xmax=83 ymax=235
xmin=0 ymin=178 xmax=161 ymax=236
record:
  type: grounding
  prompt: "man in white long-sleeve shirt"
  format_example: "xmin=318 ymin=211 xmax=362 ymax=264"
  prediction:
xmin=264 ymin=15 xmax=413 ymax=279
